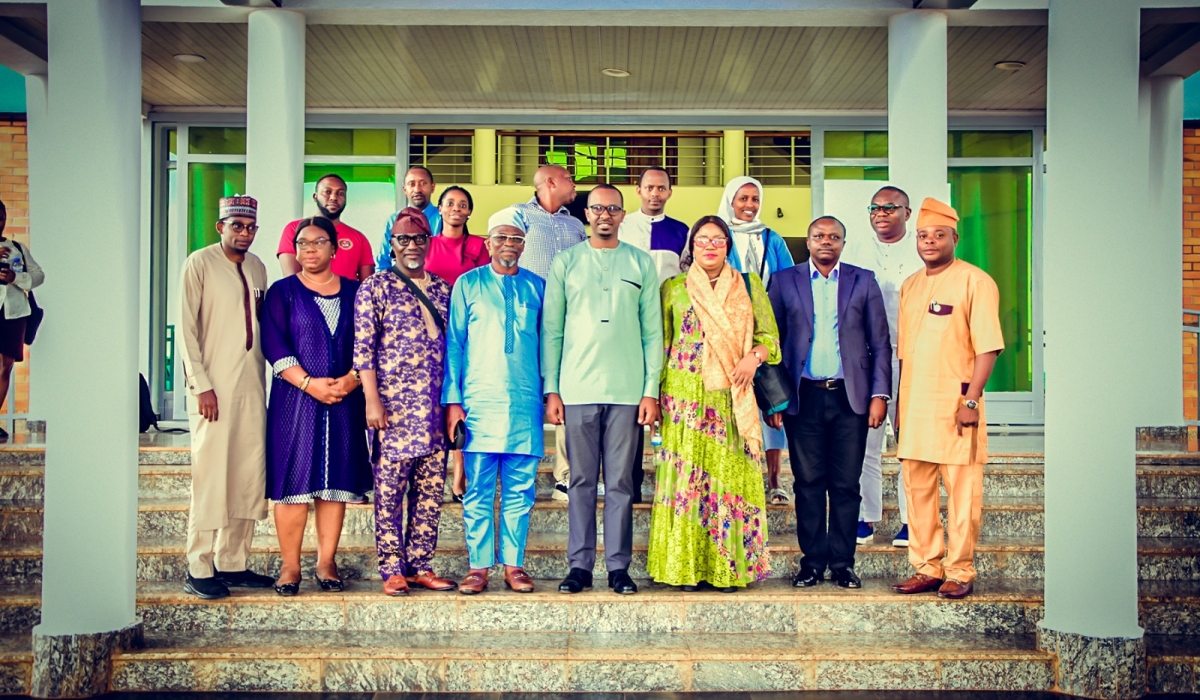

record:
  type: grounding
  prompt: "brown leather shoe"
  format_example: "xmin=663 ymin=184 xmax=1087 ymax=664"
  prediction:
xmin=406 ymin=570 xmax=458 ymax=591
xmin=458 ymin=569 xmax=488 ymax=595
xmin=938 ymin=579 xmax=974 ymax=599
xmin=383 ymin=574 xmax=409 ymax=596
xmin=504 ymin=567 xmax=535 ymax=593
xmin=891 ymin=573 xmax=944 ymax=594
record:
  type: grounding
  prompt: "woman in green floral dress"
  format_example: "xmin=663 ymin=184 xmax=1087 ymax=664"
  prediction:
xmin=647 ymin=215 xmax=782 ymax=592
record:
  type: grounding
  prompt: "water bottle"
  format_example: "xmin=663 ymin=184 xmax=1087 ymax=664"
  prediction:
xmin=10 ymin=250 xmax=23 ymax=275
xmin=650 ymin=422 xmax=663 ymax=448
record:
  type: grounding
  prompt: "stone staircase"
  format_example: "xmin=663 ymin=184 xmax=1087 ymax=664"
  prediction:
xmin=0 ymin=441 xmax=1196 ymax=694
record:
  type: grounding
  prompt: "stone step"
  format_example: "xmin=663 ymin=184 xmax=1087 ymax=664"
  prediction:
xmin=2 ymin=533 xmax=1197 ymax=585
xmin=3 ymin=491 xmax=1193 ymax=543
xmin=6 ymin=580 xmax=1200 ymax=637
xmin=105 ymin=629 xmax=1058 ymax=693
xmin=1148 ymin=635 xmax=1200 ymax=694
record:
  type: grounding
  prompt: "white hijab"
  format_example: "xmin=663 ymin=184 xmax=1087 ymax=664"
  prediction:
xmin=718 ymin=176 xmax=767 ymax=237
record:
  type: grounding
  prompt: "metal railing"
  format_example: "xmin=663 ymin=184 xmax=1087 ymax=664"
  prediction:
xmin=746 ymin=133 xmax=812 ymax=186
xmin=496 ymin=131 xmax=723 ymax=186
xmin=409 ymin=131 xmax=473 ymax=184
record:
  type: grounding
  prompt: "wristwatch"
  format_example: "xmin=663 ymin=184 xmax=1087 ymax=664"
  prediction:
xmin=962 ymin=399 xmax=979 ymax=410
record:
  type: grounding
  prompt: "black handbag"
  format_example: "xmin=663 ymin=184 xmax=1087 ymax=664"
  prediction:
xmin=741 ymin=273 xmax=793 ymax=416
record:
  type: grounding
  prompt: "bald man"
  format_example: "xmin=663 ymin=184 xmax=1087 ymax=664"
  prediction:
xmin=514 ymin=165 xmax=587 ymax=500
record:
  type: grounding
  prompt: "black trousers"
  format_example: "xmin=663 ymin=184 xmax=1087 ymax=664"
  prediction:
xmin=782 ymin=381 xmax=869 ymax=573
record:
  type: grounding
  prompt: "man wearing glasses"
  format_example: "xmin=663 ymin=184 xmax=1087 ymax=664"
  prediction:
xmin=840 ymin=186 xmax=924 ymax=549
xmin=443 ymin=207 xmax=545 ymax=595
xmin=353 ymin=207 xmax=457 ymax=596
xmin=178 ymin=195 xmax=274 ymax=599
xmin=277 ymin=173 xmax=375 ymax=281
xmin=543 ymin=184 xmax=663 ymax=595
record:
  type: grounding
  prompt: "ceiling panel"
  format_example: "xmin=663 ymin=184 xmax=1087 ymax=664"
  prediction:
xmin=138 ymin=22 xmax=1048 ymax=112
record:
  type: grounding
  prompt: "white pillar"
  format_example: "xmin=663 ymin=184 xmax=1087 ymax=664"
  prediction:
xmin=1040 ymin=1 xmax=1144 ymax=692
xmin=24 ymin=74 xmax=45 ymax=419
xmin=245 ymin=9 xmax=304 ymax=284
xmin=1140 ymin=75 xmax=1185 ymax=426
xmin=32 ymin=0 xmax=141 ymax=675
xmin=888 ymin=10 xmax=948 ymax=206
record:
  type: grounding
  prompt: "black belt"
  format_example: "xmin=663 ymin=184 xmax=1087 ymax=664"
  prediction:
xmin=801 ymin=378 xmax=844 ymax=391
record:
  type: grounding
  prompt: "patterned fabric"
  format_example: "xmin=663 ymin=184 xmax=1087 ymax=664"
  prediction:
xmin=261 ymin=275 xmax=371 ymax=504
xmin=373 ymin=450 xmax=446 ymax=577
xmin=353 ymin=270 xmax=451 ymax=461
xmin=647 ymin=273 xmax=781 ymax=589
xmin=513 ymin=196 xmax=586 ymax=279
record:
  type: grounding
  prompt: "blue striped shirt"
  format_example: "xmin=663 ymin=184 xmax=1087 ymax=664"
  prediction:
xmin=513 ymin=197 xmax=586 ymax=279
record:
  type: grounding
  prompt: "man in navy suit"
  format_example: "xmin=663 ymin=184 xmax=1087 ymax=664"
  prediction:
xmin=767 ymin=216 xmax=891 ymax=589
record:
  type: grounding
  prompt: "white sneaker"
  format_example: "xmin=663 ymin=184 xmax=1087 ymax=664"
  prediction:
xmin=552 ymin=481 xmax=569 ymax=502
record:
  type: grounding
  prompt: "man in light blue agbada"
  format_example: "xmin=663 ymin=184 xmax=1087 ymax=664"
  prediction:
xmin=442 ymin=206 xmax=545 ymax=595
xmin=543 ymin=184 xmax=663 ymax=596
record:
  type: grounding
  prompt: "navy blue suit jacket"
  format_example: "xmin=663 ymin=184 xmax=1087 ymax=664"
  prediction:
xmin=767 ymin=262 xmax=892 ymax=416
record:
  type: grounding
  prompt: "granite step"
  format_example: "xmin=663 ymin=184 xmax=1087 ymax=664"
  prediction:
xmin=1148 ymin=634 xmax=1200 ymax=694
xmin=2 ymin=533 xmax=1197 ymax=585
xmin=104 ymin=628 xmax=1058 ymax=693
xmin=6 ymin=579 xmax=1200 ymax=637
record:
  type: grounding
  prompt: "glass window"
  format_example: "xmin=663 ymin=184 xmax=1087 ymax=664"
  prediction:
xmin=188 ymin=163 xmax=246 ymax=253
xmin=305 ymin=128 xmax=396 ymax=157
xmin=303 ymin=165 xmax=397 ymax=242
xmin=947 ymin=131 xmax=1033 ymax=158
xmin=949 ymin=165 xmax=1033 ymax=393
xmin=747 ymin=134 xmax=811 ymax=186
xmin=824 ymin=166 xmax=890 ymax=181
xmin=824 ymin=131 xmax=888 ymax=159
xmin=409 ymin=132 xmax=473 ymax=184
xmin=168 ymin=128 xmax=177 ymax=160
xmin=188 ymin=127 xmax=246 ymax=155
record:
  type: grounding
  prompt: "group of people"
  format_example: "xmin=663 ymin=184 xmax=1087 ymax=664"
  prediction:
xmin=178 ymin=162 xmax=1001 ymax=602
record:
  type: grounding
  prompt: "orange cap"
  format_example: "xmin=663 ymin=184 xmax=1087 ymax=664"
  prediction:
xmin=915 ymin=197 xmax=958 ymax=231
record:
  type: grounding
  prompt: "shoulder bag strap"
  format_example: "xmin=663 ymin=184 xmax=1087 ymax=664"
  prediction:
xmin=390 ymin=266 xmax=445 ymax=334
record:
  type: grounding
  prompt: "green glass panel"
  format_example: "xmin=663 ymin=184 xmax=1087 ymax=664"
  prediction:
xmin=824 ymin=166 xmax=890 ymax=181
xmin=305 ymin=128 xmax=396 ymax=157
xmin=188 ymin=127 xmax=246 ymax=155
xmin=188 ymin=162 xmax=246 ymax=254
xmin=574 ymin=143 xmax=598 ymax=181
xmin=168 ymin=128 xmax=177 ymax=160
xmin=824 ymin=131 xmax=888 ymax=159
xmin=947 ymin=131 xmax=1033 ymax=158
xmin=303 ymin=164 xmax=397 ymax=238
xmin=949 ymin=165 xmax=1033 ymax=393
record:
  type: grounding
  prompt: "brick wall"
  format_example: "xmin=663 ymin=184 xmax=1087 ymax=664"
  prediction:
xmin=0 ymin=119 xmax=30 ymax=422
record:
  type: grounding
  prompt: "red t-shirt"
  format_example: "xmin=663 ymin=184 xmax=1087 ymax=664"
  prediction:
xmin=278 ymin=219 xmax=374 ymax=281
xmin=425 ymin=233 xmax=490 ymax=286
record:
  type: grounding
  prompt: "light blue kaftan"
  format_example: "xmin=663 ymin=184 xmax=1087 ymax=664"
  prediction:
xmin=441 ymin=265 xmax=547 ymax=457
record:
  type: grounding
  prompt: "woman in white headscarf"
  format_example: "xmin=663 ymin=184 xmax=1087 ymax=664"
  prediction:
xmin=717 ymin=176 xmax=795 ymax=506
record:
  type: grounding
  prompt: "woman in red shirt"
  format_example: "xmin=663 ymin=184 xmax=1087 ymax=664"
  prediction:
xmin=425 ymin=186 xmax=489 ymax=286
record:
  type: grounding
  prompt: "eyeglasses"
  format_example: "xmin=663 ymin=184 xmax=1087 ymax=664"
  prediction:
xmin=587 ymin=204 xmax=624 ymax=216
xmin=867 ymin=204 xmax=908 ymax=216
xmin=224 ymin=220 xmax=259 ymax=234
xmin=489 ymin=234 xmax=526 ymax=246
xmin=392 ymin=234 xmax=430 ymax=247
xmin=694 ymin=236 xmax=729 ymax=248
xmin=295 ymin=239 xmax=332 ymax=250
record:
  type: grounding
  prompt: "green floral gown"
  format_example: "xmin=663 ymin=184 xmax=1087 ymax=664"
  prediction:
xmin=647 ymin=273 xmax=782 ymax=588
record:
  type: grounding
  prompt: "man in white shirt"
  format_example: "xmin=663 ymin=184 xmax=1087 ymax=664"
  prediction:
xmin=838 ymin=185 xmax=924 ymax=548
xmin=618 ymin=166 xmax=690 ymax=285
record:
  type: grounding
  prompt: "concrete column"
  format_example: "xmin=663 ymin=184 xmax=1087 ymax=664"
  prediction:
xmin=1040 ymin=0 xmax=1146 ymax=696
xmin=32 ymin=0 xmax=143 ymax=694
xmin=722 ymin=129 xmax=744 ymax=181
xmin=24 ymin=74 xmax=45 ymax=418
xmin=888 ymin=10 xmax=947 ymax=206
xmin=473 ymin=128 xmax=496 ymax=186
xmin=245 ymin=9 xmax=304 ymax=284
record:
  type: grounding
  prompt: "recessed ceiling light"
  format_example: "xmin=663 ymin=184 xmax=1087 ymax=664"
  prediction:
xmin=174 ymin=53 xmax=206 ymax=64
xmin=994 ymin=60 xmax=1026 ymax=71
xmin=601 ymin=68 xmax=630 ymax=78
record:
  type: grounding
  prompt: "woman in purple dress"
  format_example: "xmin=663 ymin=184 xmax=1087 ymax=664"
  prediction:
xmin=262 ymin=216 xmax=371 ymax=596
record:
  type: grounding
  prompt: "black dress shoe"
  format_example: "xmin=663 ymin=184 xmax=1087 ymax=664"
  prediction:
xmin=215 ymin=568 xmax=274 ymax=588
xmin=830 ymin=567 xmax=862 ymax=589
xmin=792 ymin=567 xmax=824 ymax=588
xmin=558 ymin=567 xmax=593 ymax=594
xmin=184 ymin=575 xmax=230 ymax=599
xmin=681 ymin=584 xmax=699 ymax=592
xmin=608 ymin=568 xmax=638 ymax=595
xmin=716 ymin=586 xmax=738 ymax=593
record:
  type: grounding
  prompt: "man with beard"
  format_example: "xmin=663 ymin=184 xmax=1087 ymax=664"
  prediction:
xmin=277 ymin=173 xmax=375 ymax=281
xmin=443 ymin=207 xmax=545 ymax=594
xmin=543 ymin=184 xmax=662 ymax=596
xmin=376 ymin=166 xmax=442 ymax=271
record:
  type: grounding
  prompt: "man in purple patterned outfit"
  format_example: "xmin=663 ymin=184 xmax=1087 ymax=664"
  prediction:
xmin=354 ymin=207 xmax=458 ymax=596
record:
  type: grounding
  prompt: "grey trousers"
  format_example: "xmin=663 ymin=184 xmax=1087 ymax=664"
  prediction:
xmin=564 ymin=403 xmax=641 ymax=572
